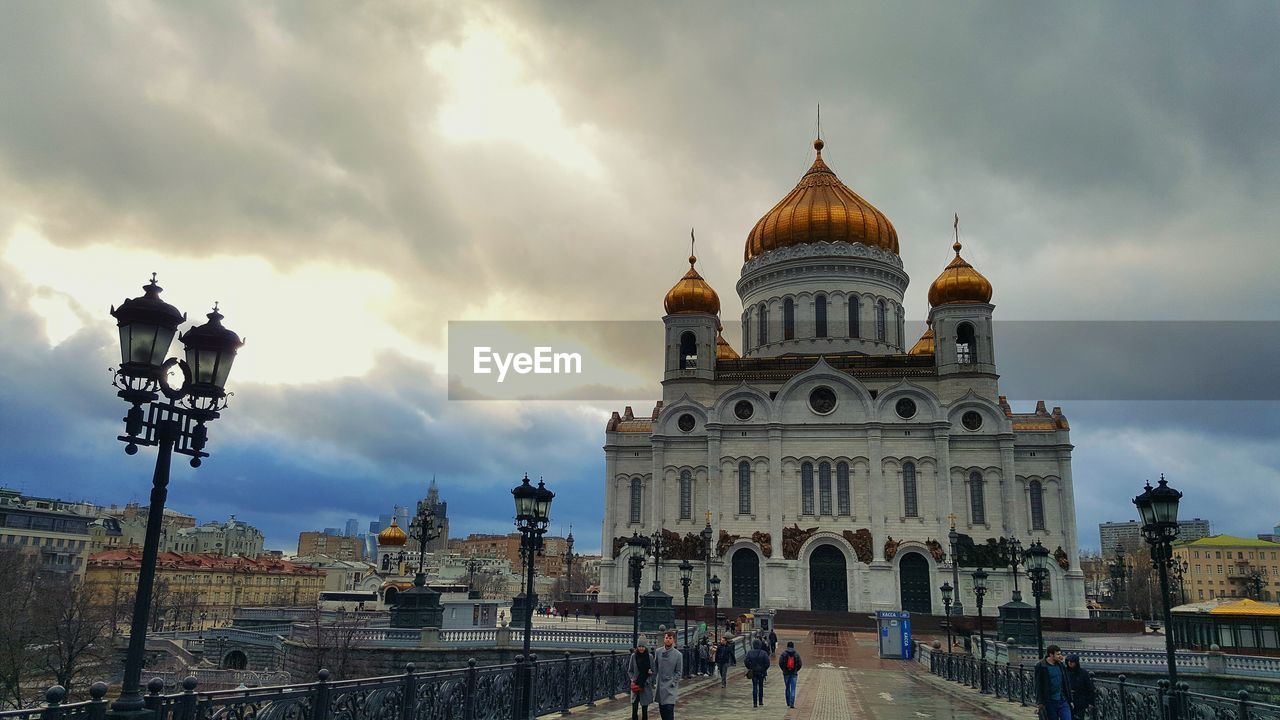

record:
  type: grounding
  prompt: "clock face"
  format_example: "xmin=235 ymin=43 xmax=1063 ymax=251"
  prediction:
xmin=734 ymin=400 xmax=754 ymax=421
xmin=808 ymin=386 xmax=838 ymax=415
xmin=895 ymin=397 xmax=917 ymax=419
xmin=962 ymin=410 xmax=983 ymax=431
xmin=677 ymin=413 xmax=696 ymax=432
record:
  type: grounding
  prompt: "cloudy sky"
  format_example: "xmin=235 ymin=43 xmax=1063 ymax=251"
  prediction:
xmin=1 ymin=1 xmax=1277 ymax=555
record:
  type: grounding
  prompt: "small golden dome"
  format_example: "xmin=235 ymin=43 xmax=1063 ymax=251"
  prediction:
xmin=715 ymin=331 xmax=740 ymax=360
xmin=927 ymin=241 xmax=993 ymax=306
xmin=745 ymin=139 xmax=899 ymax=261
xmin=909 ymin=321 xmax=935 ymax=355
xmin=377 ymin=517 xmax=407 ymax=547
xmin=663 ymin=255 xmax=721 ymax=315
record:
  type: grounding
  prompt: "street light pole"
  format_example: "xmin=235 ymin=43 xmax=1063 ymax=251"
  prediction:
xmin=1134 ymin=475 xmax=1183 ymax=698
xmin=679 ymin=560 xmax=693 ymax=678
xmin=565 ymin=528 xmax=576 ymax=602
xmin=626 ymin=533 xmax=649 ymax=648
xmin=940 ymin=582 xmax=954 ymax=653
xmin=1007 ymin=537 xmax=1024 ymax=602
xmin=972 ymin=568 xmax=988 ymax=693
xmin=1025 ymin=540 xmax=1051 ymax=659
xmin=701 ymin=512 xmax=715 ymax=605
xmin=947 ymin=514 xmax=963 ymax=615
xmin=710 ymin=575 xmax=721 ymax=643
xmin=107 ymin=278 xmax=242 ymax=719
xmin=512 ymin=474 xmax=555 ymax=720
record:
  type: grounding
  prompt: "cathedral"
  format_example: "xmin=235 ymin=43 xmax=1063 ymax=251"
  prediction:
xmin=598 ymin=136 xmax=1087 ymax=618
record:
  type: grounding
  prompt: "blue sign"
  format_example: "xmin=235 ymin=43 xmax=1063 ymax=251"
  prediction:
xmin=901 ymin=615 xmax=913 ymax=659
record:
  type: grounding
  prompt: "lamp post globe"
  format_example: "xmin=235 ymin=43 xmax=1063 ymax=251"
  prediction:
xmin=1134 ymin=474 xmax=1183 ymax=695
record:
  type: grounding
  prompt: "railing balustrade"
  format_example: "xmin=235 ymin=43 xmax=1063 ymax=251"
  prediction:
xmin=916 ymin=643 xmax=1280 ymax=720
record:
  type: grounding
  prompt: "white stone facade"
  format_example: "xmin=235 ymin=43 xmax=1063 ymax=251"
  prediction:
xmin=599 ymin=238 xmax=1088 ymax=618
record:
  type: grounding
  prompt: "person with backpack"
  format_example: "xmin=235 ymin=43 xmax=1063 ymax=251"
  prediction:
xmin=777 ymin=641 xmax=802 ymax=708
xmin=714 ymin=637 xmax=734 ymax=687
xmin=744 ymin=639 xmax=770 ymax=708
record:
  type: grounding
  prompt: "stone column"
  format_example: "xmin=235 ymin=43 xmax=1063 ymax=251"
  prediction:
xmin=868 ymin=425 xmax=885 ymax=561
xmin=603 ymin=450 xmax=617 ymax=561
xmin=651 ymin=441 xmax=666 ymax=532
xmin=707 ymin=430 xmax=722 ymax=523
xmin=768 ymin=425 xmax=784 ymax=553
xmin=999 ymin=437 xmax=1017 ymax=536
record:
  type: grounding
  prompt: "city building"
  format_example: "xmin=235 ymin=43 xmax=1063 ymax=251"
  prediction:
xmin=417 ymin=478 xmax=450 ymax=554
xmin=86 ymin=549 xmax=326 ymax=627
xmin=0 ymin=488 xmax=94 ymax=581
xmin=1173 ymin=535 xmax=1280 ymax=603
xmin=1257 ymin=521 xmax=1280 ymax=544
xmin=344 ymin=518 xmax=360 ymax=537
xmin=598 ymin=136 xmax=1088 ymax=617
xmin=174 ymin=516 xmax=266 ymax=557
xmin=452 ymin=532 xmax=570 ymax=578
xmin=297 ymin=530 xmax=366 ymax=561
xmin=291 ymin=555 xmax=379 ymax=592
xmin=1100 ymin=518 xmax=1211 ymax=554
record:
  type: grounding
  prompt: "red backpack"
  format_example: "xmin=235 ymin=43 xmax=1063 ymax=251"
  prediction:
xmin=785 ymin=654 xmax=796 ymax=671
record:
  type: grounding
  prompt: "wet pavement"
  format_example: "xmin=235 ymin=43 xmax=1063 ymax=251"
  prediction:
xmin=558 ymin=630 xmax=1036 ymax=720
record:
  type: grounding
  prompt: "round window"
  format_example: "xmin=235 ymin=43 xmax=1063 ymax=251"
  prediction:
xmin=808 ymin=386 xmax=838 ymax=415
xmin=895 ymin=397 xmax=917 ymax=419
xmin=677 ymin=413 xmax=696 ymax=432
xmin=962 ymin=410 xmax=983 ymax=431
xmin=734 ymin=400 xmax=754 ymax=421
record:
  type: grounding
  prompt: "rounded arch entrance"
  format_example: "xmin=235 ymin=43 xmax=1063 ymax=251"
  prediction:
xmin=221 ymin=650 xmax=248 ymax=670
xmin=898 ymin=551 xmax=932 ymax=614
xmin=730 ymin=548 xmax=760 ymax=609
xmin=808 ymin=543 xmax=848 ymax=612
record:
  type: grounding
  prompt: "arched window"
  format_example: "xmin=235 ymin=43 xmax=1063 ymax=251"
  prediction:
xmin=836 ymin=462 xmax=851 ymax=516
xmin=679 ymin=470 xmax=693 ymax=521
xmin=815 ymin=295 xmax=828 ymax=338
xmin=848 ymin=296 xmax=861 ymax=338
xmin=679 ymin=331 xmax=697 ymax=370
xmin=738 ymin=461 xmax=752 ymax=515
xmin=784 ymin=298 xmax=795 ymax=340
xmin=897 ymin=305 xmax=905 ymax=348
xmin=903 ymin=462 xmax=918 ymax=518
xmin=742 ymin=316 xmax=750 ymax=350
xmin=800 ymin=462 xmax=815 ymax=516
xmin=957 ymin=322 xmax=977 ymax=364
xmin=629 ymin=478 xmax=642 ymax=524
xmin=876 ymin=300 xmax=887 ymax=341
xmin=818 ymin=462 xmax=833 ymax=516
xmin=1029 ymin=480 xmax=1045 ymax=531
xmin=758 ymin=304 xmax=768 ymax=346
xmin=970 ymin=471 xmax=986 ymax=524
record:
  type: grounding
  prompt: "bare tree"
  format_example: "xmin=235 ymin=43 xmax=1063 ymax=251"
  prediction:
xmin=34 ymin=576 xmax=111 ymax=698
xmin=470 ymin=570 xmax=510 ymax=600
xmin=295 ymin=607 xmax=367 ymax=680
xmin=0 ymin=551 xmax=41 ymax=709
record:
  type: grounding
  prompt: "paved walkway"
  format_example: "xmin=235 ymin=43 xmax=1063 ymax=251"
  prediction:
xmin=559 ymin=631 xmax=1035 ymax=720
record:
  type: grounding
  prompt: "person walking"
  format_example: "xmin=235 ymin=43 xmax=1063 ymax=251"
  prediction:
xmin=744 ymin=639 xmax=770 ymax=708
xmin=714 ymin=637 xmax=734 ymax=687
xmin=628 ymin=643 xmax=655 ymax=720
xmin=777 ymin=641 xmax=802 ymax=708
xmin=1035 ymin=645 xmax=1075 ymax=720
xmin=1064 ymin=654 xmax=1095 ymax=719
xmin=595 ymin=608 xmax=601 ymax=624
xmin=697 ymin=636 xmax=712 ymax=676
xmin=654 ymin=630 xmax=684 ymax=720
xmin=768 ymin=629 xmax=778 ymax=656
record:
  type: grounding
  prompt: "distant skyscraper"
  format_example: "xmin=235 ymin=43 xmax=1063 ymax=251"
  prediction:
xmin=344 ymin=518 xmax=359 ymax=537
xmin=323 ymin=527 xmax=341 ymax=536
xmin=369 ymin=520 xmax=384 ymax=534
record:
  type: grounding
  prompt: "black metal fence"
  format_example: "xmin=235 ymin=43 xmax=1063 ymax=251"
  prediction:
xmin=0 ymin=653 xmax=632 ymax=720
xmin=921 ymin=646 xmax=1280 ymax=720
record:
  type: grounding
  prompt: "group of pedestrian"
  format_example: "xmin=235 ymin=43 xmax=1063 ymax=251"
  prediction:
xmin=628 ymin=630 xmax=683 ymax=720
xmin=1035 ymin=645 xmax=1096 ymax=720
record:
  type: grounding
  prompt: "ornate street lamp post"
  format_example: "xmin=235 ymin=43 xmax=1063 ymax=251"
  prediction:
xmin=512 ymin=474 xmax=554 ymax=720
xmin=1007 ymin=537 xmax=1025 ymax=602
xmin=679 ymin=560 xmax=693 ymax=678
xmin=1025 ymin=540 xmax=1051 ymax=658
xmin=1134 ymin=475 xmax=1183 ymax=697
xmin=409 ymin=503 xmax=443 ymax=586
xmin=626 ymin=533 xmax=649 ymax=648
xmin=1110 ymin=544 xmax=1130 ymax=612
xmin=947 ymin=515 xmax=963 ymax=615
xmin=564 ymin=527 xmax=577 ymax=602
xmin=710 ymin=575 xmax=721 ymax=642
xmin=701 ymin=512 xmax=715 ymax=605
xmin=972 ymin=568 xmax=988 ymax=692
xmin=940 ymin=582 xmax=954 ymax=653
xmin=649 ymin=529 xmax=666 ymax=591
xmin=467 ymin=558 xmax=480 ymax=597
xmin=108 ymin=276 xmax=242 ymax=719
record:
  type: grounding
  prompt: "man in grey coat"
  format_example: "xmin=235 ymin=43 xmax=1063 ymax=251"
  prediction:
xmin=654 ymin=630 xmax=684 ymax=720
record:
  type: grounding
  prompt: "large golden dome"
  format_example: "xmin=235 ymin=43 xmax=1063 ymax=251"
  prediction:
xmin=745 ymin=139 xmax=899 ymax=261
xmin=663 ymin=255 xmax=721 ymax=315
xmin=927 ymin=241 xmax=993 ymax=306
xmin=377 ymin=517 xmax=407 ymax=547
